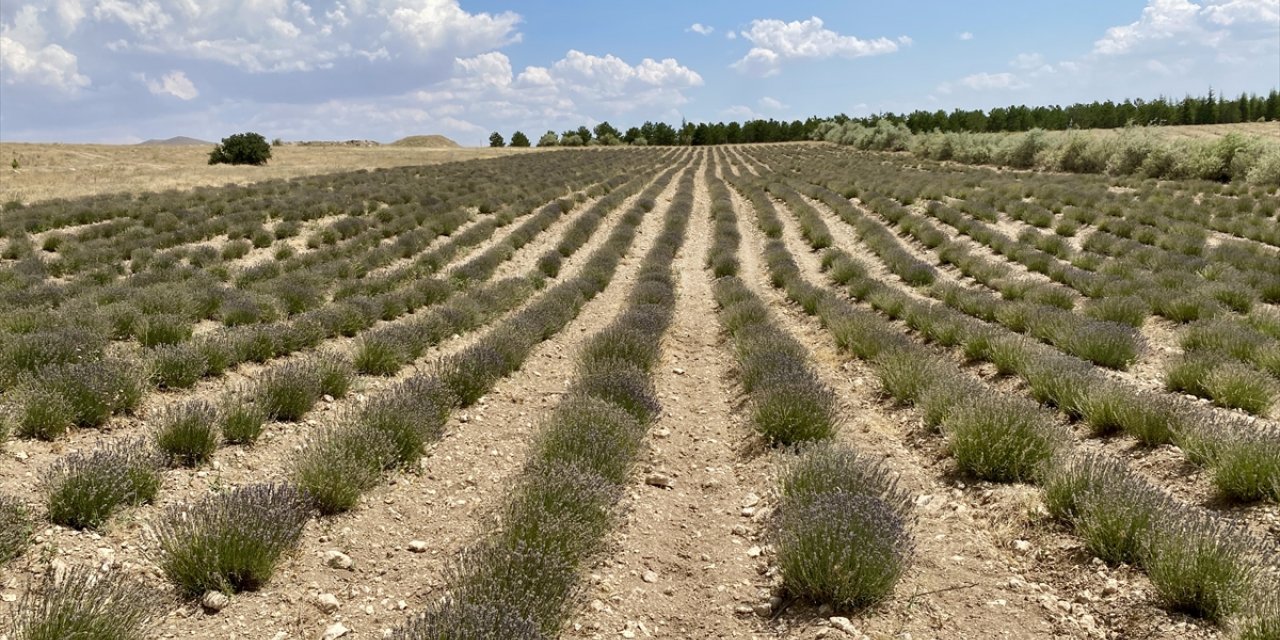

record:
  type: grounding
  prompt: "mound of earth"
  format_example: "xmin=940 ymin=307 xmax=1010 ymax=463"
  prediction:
xmin=138 ymin=136 xmax=214 ymax=146
xmin=390 ymin=135 xmax=460 ymax=148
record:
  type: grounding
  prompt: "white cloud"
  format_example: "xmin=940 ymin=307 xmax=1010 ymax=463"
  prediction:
xmin=960 ymin=72 xmax=1026 ymax=90
xmin=386 ymin=0 xmax=521 ymax=54
xmin=725 ymin=30 xmax=737 ymax=40
xmin=959 ymin=31 xmax=974 ymax=40
xmin=721 ymin=105 xmax=763 ymax=120
xmin=0 ymin=5 xmax=88 ymax=92
xmin=732 ymin=16 xmax=903 ymax=76
xmin=145 ymin=70 xmax=199 ymax=100
xmin=1009 ymin=52 xmax=1046 ymax=70
xmin=0 ymin=35 xmax=89 ymax=92
xmin=687 ymin=22 xmax=713 ymax=35
xmin=1093 ymin=0 xmax=1277 ymax=54
xmin=759 ymin=96 xmax=787 ymax=110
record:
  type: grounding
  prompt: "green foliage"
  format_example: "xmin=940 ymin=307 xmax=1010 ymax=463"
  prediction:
xmin=208 ymin=132 xmax=272 ymax=166
xmin=43 ymin=439 xmax=163 ymax=529
xmin=12 ymin=565 xmax=160 ymax=640
xmin=0 ymin=494 xmax=32 ymax=565
xmin=509 ymin=131 xmax=531 ymax=147
xmin=488 ymin=132 xmax=505 ymax=148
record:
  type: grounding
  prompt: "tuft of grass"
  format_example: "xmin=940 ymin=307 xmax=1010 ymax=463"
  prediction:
xmin=292 ymin=422 xmax=394 ymax=515
xmin=354 ymin=335 xmax=404 ymax=376
xmin=135 ymin=313 xmax=193 ymax=347
xmin=154 ymin=400 xmax=220 ymax=467
xmin=437 ymin=345 xmax=507 ymax=407
xmin=774 ymin=492 xmax=913 ymax=611
xmin=917 ymin=373 xmax=982 ymax=431
xmin=580 ymin=326 xmax=661 ymax=371
xmin=1084 ymin=296 xmax=1149 ymax=328
xmin=314 ymin=353 xmax=355 ymax=398
xmin=944 ymin=396 xmax=1061 ymax=483
xmin=1164 ymin=353 xmax=1220 ymax=398
xmin=0 ymin=494 xmax=32 ymax=564
xmin=42 ymin=438 xmax=163 ymax=529
xmin=1235 ymin=591 xmax=1280 ymax=640
xmin=11 ymin=384 xmax=74 ymax=440
xmin=156 ymin=483 xmax=310 ymax=596
xmin=12 ymin=564 xmax=160 ymax=640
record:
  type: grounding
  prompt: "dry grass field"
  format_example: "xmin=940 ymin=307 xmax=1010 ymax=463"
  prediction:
xmin=0 ymin=142 xmax=535 ymax=205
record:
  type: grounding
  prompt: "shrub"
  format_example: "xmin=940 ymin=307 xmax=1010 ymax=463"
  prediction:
xmin=135 ymin=313 xmax=193 ymax=347
xmin=1072 ymin=480 xmax=1161 ymax=566
xmin=155 ymin=400 xmax=220 ymax=467
xmin=774 ymin=492 xmax=912 ymax=610
xmin=314 ymin=353 xmax=355 ymax=398
xmin=1210 ymin=429 xmax=1280 ymax=503
xmin=257 ymin=361 xmax=321 ymax=421
xmin=0 ymin=494 xmax=32 ymax=564
xmin=42 ymin=438 xmax=163 ymax=529
xmin=1236 ymin=591 xmax=1280 ymax=640
xmin=944 ymin=396 xmax=1061 ymax=482
xmin=26 ymin=359 xmax=146 ymax=430
xmin=917 ymin=373 xmax=982 ymax=430
xmin=531 ymin=396 xmax=645 ymax=485
xmin=151 ymin=343 xmax=209 ymax=389
xmin=579 ymin=325 xmax=661 ymax=371
xmin=572 ymin=359 xmax=661 ymax=423
xmin=221 ymin=395 xmax=268 ymax=445
xmin=1204 ymin=361 xmax=1276 ymax=415
xmin=156 ymin=483 xmax=310 ymax=596
xmin=1165 ymin=354 xmax=1220 ymax=398
xmin=208 ymin=132 xmax=272 ymax=166
xmin=781 ymin=445 xmax=912 ymax=518
xmin=391 ymin=601 xmax=544 ymax=640
xmin=1084 ymin=296 xmax=1149 ymax=328
xmin=437 ymin=345 xmax=507 ymax=407
xmin=751 ymin=378 xmax=841 ymax=445
xmin=355 ymin=335 xmax=405 ymax=376
xmin=12 ymin=564 xmax=160 ymax=640
xmin=873 ymin=349 xmax=946 ymax=405
xmin=11 ymin=384 xmax=74 ymax=440
xmin=292 ymin=422 xmax=394 ymax=515
xmin=1144 ymin=512 xmax=1257 ymax=623
xmin=359 ymin=375 xmax=454 ymax=467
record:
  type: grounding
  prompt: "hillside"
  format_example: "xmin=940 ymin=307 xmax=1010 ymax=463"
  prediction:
xmin=137 ymin=136 xmax=214 ymax=146
xmin=389 ymin=134 xmax=460 ymax=148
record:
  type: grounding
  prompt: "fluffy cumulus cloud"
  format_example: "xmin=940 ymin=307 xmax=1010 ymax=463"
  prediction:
xmin=687 ymin=22 xmax=713 ymax=35
xmin=144 ymin=69 xmax=198 ymax=100
xmin=1 ymin=4 xmax=88 ymax=91
xmin=732 ymin=16 xmax=904 ymax=76
xmin=1094 ymin=0 xmax=1278 ymax=54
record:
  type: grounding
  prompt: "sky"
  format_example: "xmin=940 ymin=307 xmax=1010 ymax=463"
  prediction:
xmin=1 ymin=0 xmax=1277 ymax=145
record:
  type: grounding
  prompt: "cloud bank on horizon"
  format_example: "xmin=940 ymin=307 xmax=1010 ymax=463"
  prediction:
xmin=1 ymin=0 xmax=1276 ymax=145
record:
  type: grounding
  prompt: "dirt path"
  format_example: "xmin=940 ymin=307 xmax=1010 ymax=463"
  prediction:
xmin=572 ymin=154 xmax=775 ymax=639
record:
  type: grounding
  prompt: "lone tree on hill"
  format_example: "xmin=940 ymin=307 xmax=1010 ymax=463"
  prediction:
xmin=488 ymin=131 xmax=505 ymax=147
xmin=510 ymin=130 xmax=530 ymax=147
xmin=208 ymin=132 xmax=272 ymax=166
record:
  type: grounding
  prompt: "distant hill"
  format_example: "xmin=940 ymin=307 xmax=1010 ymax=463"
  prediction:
xmin=390 ymin=135 xmax=460 ymax=148
xmin=138 ymin=136 xmax=214 ymax=146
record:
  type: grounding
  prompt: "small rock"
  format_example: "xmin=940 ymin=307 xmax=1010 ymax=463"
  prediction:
xmin=655 ymin=428 xmax=671 ymax=438
xmin=1012 ymin=539 xmax=1032 ymax=553
xmin=746 ymin=546 xmax=762 ymax=558
xmin=673 ymin=367 xmax=686 ymax=375
xmin=829 ymin=616 xmax=867 ymax=638
xmin=407 ymin=540 xmax=428 ymax=553
xmin=753 ymin=602 xmax=772 ymax=617
xmin=642 ymin=570 xmax=658 ymax=584
xmin=1102 ymin=579 xmax=1120 ymax=597
xmin=324 ymin=550 xmax=354 ymax=570
xmin=201 ymin=590 xmax=229 ymax=613
xmin=734 ymin=604 xmax=754 ymax=615
xmin=316 ymin=593 xmax=340 ymax=614
xmin=644 ymin=474 xmax=673 ymax=489
xmin=742 ymin=493 xmax=761 ymax=508
xmin=322 ymin=622 xmax=350 ymax=640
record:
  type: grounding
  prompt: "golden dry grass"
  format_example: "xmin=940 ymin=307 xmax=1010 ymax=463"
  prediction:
xmin=0 ymin=142 xmax=538 ymax=205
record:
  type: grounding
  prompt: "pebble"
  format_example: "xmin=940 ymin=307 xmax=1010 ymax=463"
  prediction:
xmin=734 ymin=604 xmax=754 ymax=615
xmin=1012 ymin=539 xmax=1032 ymax=553
xmin=407 ymin=540 xmax=428 ymax=553
xmin=644 ymin=473 xmax=673 ymax=489
xmin=322 ymin=622 xmax=350 ymax=640
xmin=325 ymin=550 xmax=354 ymax=570
xmin=642 ymin=570 xmax=658 ymax=583
xmin=316 ymin=593 xmax=340 ymax=614
xmin=200 ymin=590 xmax=229 ymax=613
xmin=828 ymin=616 xmax=869 ymax=638
xmin=746 ymin=546 xmax=762 ymax=558
xmin=753 ymin=602 xmax=772 ymax=617
xmin=742 ymin=493 xmax=761 ymax=508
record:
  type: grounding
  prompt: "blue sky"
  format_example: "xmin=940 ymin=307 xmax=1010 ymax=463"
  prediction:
xmin=1 ymin=0 xmax=1277 ymax=145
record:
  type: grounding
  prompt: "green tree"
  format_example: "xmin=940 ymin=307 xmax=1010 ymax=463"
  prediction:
xmin=208 ymin=132 xmax=272 ymax=166
xmin=537 ymin=131 xmax=559 ymax=147
xmin=510 ymin=130 xmax=531 ymax=147
xmin=488 ymin=132 xmax=505 ymax=147
xmin=576 ymin=126 xmax=592 ymax=145
xmin=593 ymin=121 xmax=621 ymax=141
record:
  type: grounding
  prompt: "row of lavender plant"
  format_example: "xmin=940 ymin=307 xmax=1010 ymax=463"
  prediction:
xmin=388 ymin=165 xmax=697 ymax=638
xmin=2 ymin=158 xmax=693 ymax=637
xmin=714 ymin=156 xmax=914 ymax=613
xmin=733 ymin=166 xmax=1279 ymax=633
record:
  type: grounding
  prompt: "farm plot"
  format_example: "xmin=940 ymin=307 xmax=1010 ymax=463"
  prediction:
xmin=0 ymin=144 xmax=1277 ymax=640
